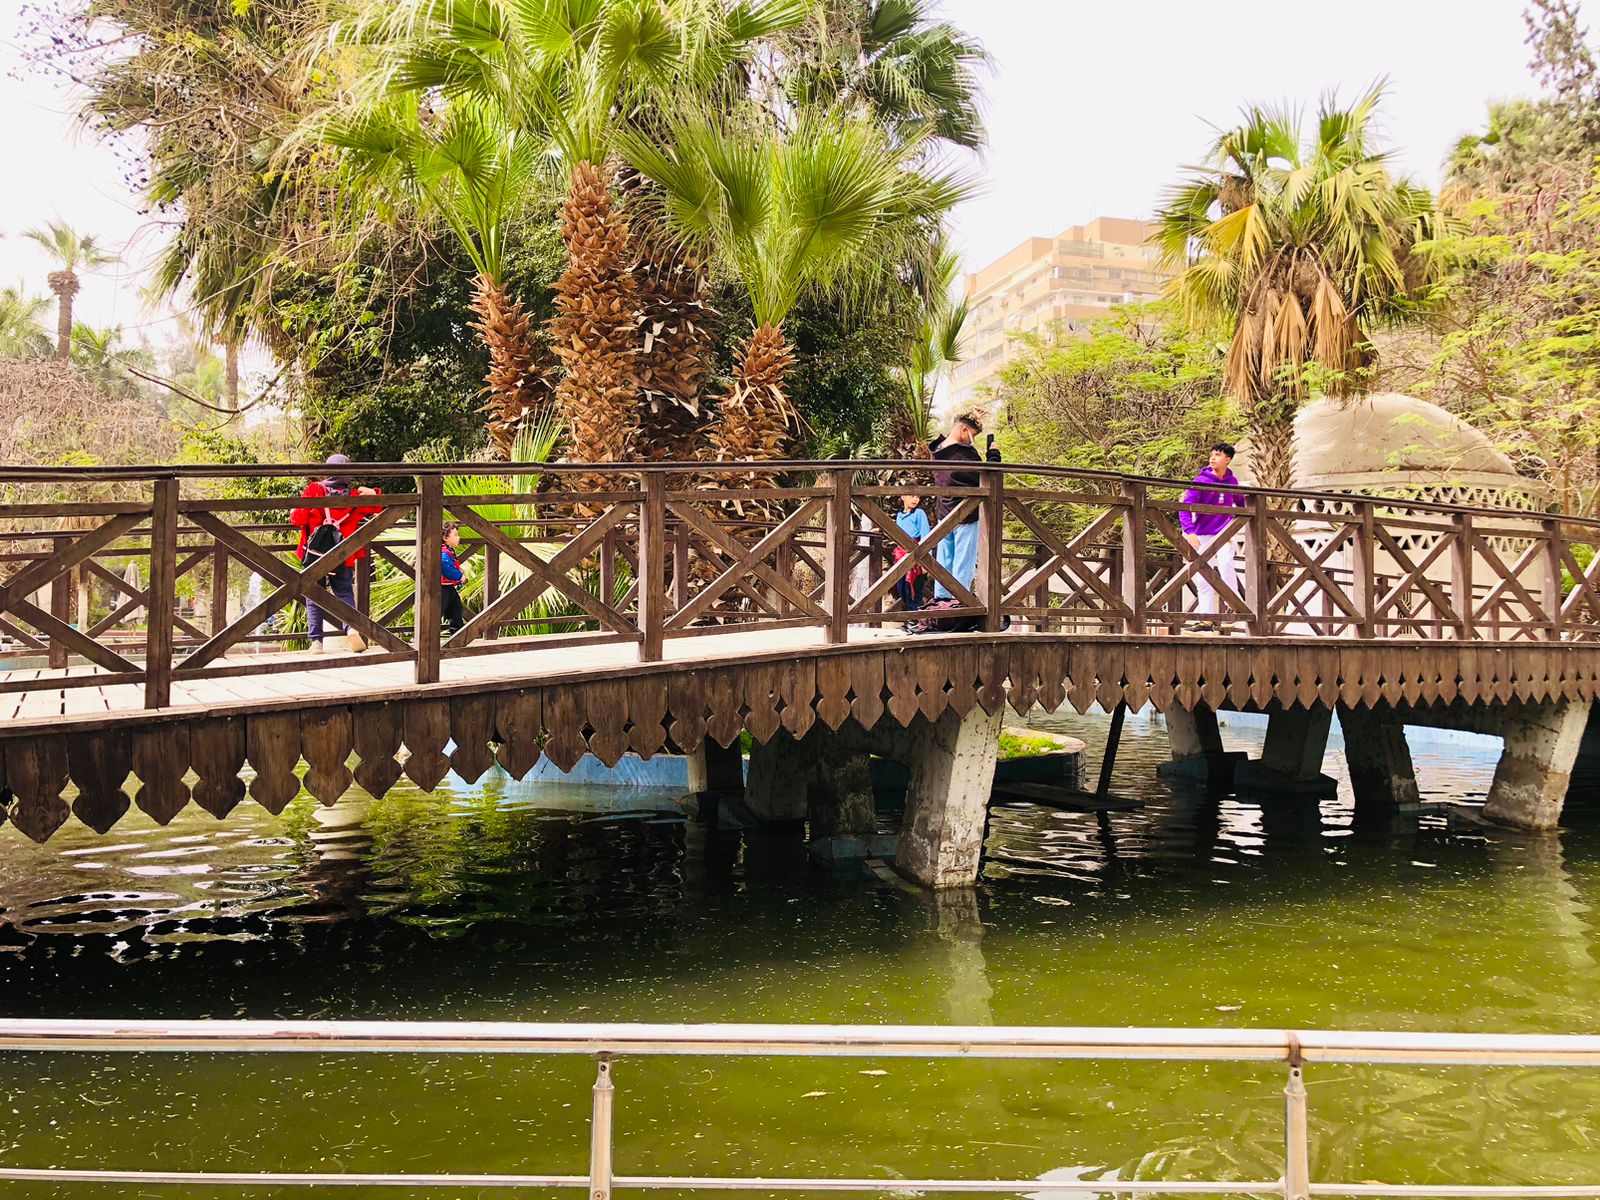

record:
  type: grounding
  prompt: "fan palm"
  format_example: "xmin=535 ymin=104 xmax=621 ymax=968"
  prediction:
xmin=0 ymin=286 xmax=52 ymax=359
xmin=1152 ymin=84 xmax=1438 ymax=490
xmin=779 ymin=0 xmax=989 ymax=153
xmin=24 ymin=223 xmax=119 ymax=361
xmin=892 ymin=240 xmax=966 ymax=456
xmin=621 ymin=106 xmax=970 ymax=487
xmin=325 ymin=96 xmax=550 ymax=458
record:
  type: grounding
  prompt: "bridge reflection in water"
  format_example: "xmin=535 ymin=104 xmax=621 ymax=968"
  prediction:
xmin=3 ymin=459 xmax=1600 ymax=887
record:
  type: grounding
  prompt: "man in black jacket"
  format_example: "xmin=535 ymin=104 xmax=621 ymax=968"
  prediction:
xmin=928 ymin=413 xmax=1000 ymax=601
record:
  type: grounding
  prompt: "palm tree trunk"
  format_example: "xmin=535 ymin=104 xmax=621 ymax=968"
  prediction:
xmin=633 ymin=231 xmax=716 ymax=461
xmin=225 ymin=340 xmax=240 ymax=411
xmin=47 ymin=270 xmax=78 ymax=361
xmin=471 ymin=273 xmax=550 ymax=460
xmin=552 ymin=161 xmax=642 ymax=482
xmin=1247 ymin=394 xmax=1298 ymax=493
xmin=708 ymin=323 xmax=797 ymax=516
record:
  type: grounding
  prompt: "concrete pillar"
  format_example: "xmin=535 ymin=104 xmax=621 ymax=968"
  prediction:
xmin=744 ymin=732 xmax=809 ymax=824
xmin=807 ymin=744 xmax=877 ymax=838
xmin=895 ymin=704 xmax=1004 ymax=889
xmin=1483 ymin=700 xmax=1593 ymax=830
xmin=687 ymin=738 xmax=744 ymax=794
xmin=1157 ymin=703 xmax=1246 ymax=788
xmin=1337 ymin=704 xmax=1420 ymax=810
xmin=1234 ymin=703 xmax=1337 ymax=799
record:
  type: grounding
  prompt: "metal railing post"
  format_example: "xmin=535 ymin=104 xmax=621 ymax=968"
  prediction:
xmin=1283 ymin=1059 xmax=1309 ymax=1200
xmin=589 ymin=1056 xmax=615 ymax=1200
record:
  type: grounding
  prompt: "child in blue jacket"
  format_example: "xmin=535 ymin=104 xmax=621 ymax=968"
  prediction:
xmin=441 ymin=522 xmax=467 ymax=635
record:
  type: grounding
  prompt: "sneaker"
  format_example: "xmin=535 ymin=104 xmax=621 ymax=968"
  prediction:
xmin=1190 ymin=622 xmax=1216 ymax=633
xmin=307 ymin=640 xmax=325 ymax=655
xmin=346 ymin=629 xmax=367 ymax=654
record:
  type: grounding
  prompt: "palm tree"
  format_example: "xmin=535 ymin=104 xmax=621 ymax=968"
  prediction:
xmin=326 ymin=97 xmax=550 ymax=458
xmin=0 ymin=285 xmax=52 ymax=359
xmin=622 ymin=106 xmax=969 ymax=488
xmin=368 ymin=0 xmax=806 ymax=470
xmin=1152 ymin=85 xmax=1438 ymax=490
xmin=892 ymin=241 xmax=967 ymax=456
xmin=778 ymin=0 xmax=989 ymax=153
xmin=24 ymin=223 xmax=119 ymax=360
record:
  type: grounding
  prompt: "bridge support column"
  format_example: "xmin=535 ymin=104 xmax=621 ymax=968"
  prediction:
xmin=1483 ymin=699 xmax=1593 ymax=830
xmin=1157 ymin=703 xmax=1246 ymax=788
xmin=745 ymin=732 xmax=809 ymax=825
xmin=896 ymin=704 xmax=1004 ymax=890
xmin=1234 ymin=703 xmax=1337 ymax=799
xmin=1337 ymin=704 xmax=1420 ymax=811
xmin=807 ymin=740 xmax=877 ymax=839
xmin=687 ymin=738 xmax=744 ymax=795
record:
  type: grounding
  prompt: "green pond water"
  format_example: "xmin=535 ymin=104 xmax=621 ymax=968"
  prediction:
xmin=2 ymin=709 xmax=1600 ymax=1197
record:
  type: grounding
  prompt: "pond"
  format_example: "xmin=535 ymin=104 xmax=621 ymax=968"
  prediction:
xmin=2 ymin=710 xmax=1599 ymax=1196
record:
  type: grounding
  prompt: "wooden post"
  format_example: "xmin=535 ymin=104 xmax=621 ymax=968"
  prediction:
xmin=48 ymin=537 xmax=71 ymax=670
xmin=484 ymin=543 xmax=500 ymax=639
xmin=1119 ymin=482 xmax=1147 ymax=635
xmin=639 ymin=472 xmax=666 ymax=662
xmin=1352 ymin=501 xmax=1377 ymax=640
xmin=414 ymin=475 xmax=443 ymax=684
xmin=1452 ymin=512 xmax=1475 ymax=641
xmin=600 ymin=527 xmax=617 ymax=614
xmin=1241 ymin=494 xmax=1270 ymax=637
xmin=210 ymin=544 xmax=230 ymax=637
xmin=824 ymin=468 xmax=852 ymax=643
xmin=144 ymin=477 xmax=179 ymax=709
xmin=1032 ymin=543 xmax=1050 ymax=632
xmin=672 ymin=520 xmax=690 ymax=614
xmin=976 ymin=469 xmax=1005 ymax=632
xmin=354 ymin=554 xmax=372 ymax=621
xmin=1543 ymin=517 xmax=1565 ymax=642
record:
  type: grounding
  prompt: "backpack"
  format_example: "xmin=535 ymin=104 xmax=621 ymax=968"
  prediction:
xmin=305 ymin=488 xmax=349 ymax=558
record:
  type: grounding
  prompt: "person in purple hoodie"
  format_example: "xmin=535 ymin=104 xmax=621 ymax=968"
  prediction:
xmin=1178 ymin=442 xmax=1246 ymax=630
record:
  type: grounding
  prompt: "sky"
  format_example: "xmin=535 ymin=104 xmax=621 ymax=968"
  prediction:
xmin=0 ymin=0 xmax=1552 ymax=342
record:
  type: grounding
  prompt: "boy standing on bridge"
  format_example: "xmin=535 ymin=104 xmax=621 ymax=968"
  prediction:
xmin=928 ymin=414 xmax=1000 ymax=604
xmin=1179 ymin=442 xmax=1246 ymax=632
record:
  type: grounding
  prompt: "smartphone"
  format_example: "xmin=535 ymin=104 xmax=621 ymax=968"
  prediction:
xmin=986 ymin=434 xmax=995 ymax=450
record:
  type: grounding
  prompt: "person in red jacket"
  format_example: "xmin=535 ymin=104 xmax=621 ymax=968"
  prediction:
xmin=289 ymin=454 xmax=382 ymax=654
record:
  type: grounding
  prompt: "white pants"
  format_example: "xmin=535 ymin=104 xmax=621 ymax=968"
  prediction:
xmin=1194 ymin=532 xmax=1238 ymax=617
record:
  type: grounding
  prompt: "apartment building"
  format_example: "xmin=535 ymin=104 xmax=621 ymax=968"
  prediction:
xmin=948 ymin=217 xmax=1172 ymax=410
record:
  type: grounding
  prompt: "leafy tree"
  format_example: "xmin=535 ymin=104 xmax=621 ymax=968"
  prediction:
xmin=992 ymin=303 xmax=1237 ymax=481
xmin=1153 ymin=85 xmax=1438 ymax=491
xmin=23 ymin=222 xmax=118 ymax=360
xmin=0 ymin=286 xmax=52 ymax=359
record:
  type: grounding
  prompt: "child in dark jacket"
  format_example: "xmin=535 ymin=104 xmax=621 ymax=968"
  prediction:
xmin=441 ymin=523 xmax=467 ymax=635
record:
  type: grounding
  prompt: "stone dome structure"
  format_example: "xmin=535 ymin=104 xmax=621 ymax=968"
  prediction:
xmin=1235 ymin=392 xmax=1541 ymax=512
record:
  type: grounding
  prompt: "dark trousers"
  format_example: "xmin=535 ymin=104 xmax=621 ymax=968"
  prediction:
xmin=895 ymin=576 xmax=922 ymax=611
xmin=441 ymin=585 xmax=466 ymax=634
xmin=307 ymin=563 xmax=355 ymax=642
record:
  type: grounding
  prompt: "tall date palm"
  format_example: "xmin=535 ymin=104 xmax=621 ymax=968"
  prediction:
xmin=24 ymin=223 xmax=118 ymax=361
xmin=1152 ymin=85 xmax=1438 ymax=490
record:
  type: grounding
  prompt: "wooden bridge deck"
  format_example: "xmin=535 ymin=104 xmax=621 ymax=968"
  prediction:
xmin=4 ymin=458 xmax=1600 ymax=846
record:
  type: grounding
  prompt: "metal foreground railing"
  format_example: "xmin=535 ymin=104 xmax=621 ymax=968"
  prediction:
xmin=3 ymin=1022 xmax=1600 ymax=1198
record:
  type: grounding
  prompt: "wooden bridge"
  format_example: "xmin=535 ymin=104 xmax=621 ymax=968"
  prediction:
xmin=2 ymin=459 xmax=1599 ymax=887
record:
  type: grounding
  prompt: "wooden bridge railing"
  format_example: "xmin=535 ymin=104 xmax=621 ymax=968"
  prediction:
xmin=2 ymin=459 xmax=1599 ymax=711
